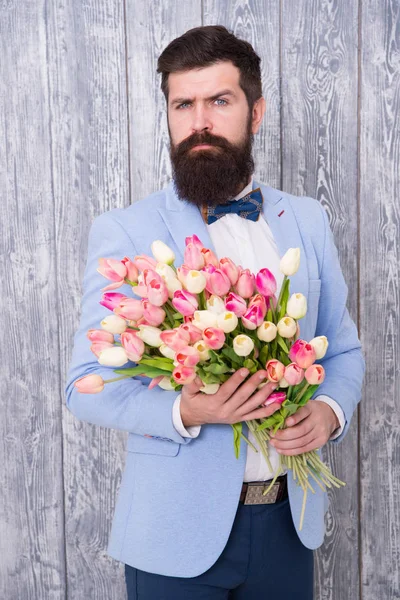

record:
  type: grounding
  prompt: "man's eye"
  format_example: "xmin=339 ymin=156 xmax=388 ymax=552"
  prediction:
xmin=215 ymin=99 xmax=227 ymax=106
xmin=176 ymin=99 xmax=228 ymax=110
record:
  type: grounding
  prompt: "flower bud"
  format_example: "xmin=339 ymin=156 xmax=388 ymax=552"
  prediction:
xmin=225 ymin=292 xmax=247 ymax=317
xmin=136 ymin=325 xmax=163 ymax=347
xmin=280 ymin=248 xmax=300 ymax=276
xmin=255 ymin=268 xmax=277 ymax=297
xmin=216 ymin=311 xmax=238 ymax=333
xmin=176 ymin=346 xmax=201 ymax=367
xmin=207 ymin=295 xmax=226 ymax=315
xmin=257 ymin=321 xmax=277 ymax=342
xmin=277 ymin=316 xmax=297 ymax=338
xmin=309 ymin=336 xmax=329 ymax=359
xmin=100 ymin=314 xmax=127 ymax=334
xmin=288 ymin=339 xmax=316 ymax=369
xmin=193 ymin=340 xmax=211 ymax=361
xmin=233 ymin=334 xmax=254 ymax=357
xmin=304 ymin=364 xmax=325 ymax=385
xmin=286 ymin=293 xmax=307 ymax=319
xmin=87 ymin=329 xmax=115 ymax=343
xmin=265 ymin=359 xmax=285 ymax=382
xmin=98 ymin=346 xmax=129 ymax=367
xmin=283 ymin=362 xmax=305 ymax=386
xmin=263 ymin=391 xmax=287 ymax=406
xmin=185 ymin=270 xmax=207 ymax=294
xmin=202 ymin=327 xmax=225 ymax=350
xmin=97 ymin=258 xmax=127 ymax=291
xmin=172 ymin=289 xmax=199 ymax=316
xmin=159 ymin=343 xmax=176 ymax=359
xmin=151 ymin=240 xmax=175 ymax=265
xmin=158 ymin=376 xmax=175 ymax=391
xmin=74 ymin=374 xmax=105 ymax=394
xmin=172 ymin=365 xmax=197 ymax=385
xmin=192 ymin=310 xmax=218 ymax=331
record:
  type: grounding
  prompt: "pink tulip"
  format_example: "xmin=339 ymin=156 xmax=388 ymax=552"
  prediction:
xmin=160 ymin=328 xmax=191 ymax=351
xmin=132 ymin=274 xmax=149 ymax=299
xmin=241 ymin=305 xmax=264 ymax=330
xmin=263 ymin=391 xmax=287 ymax=407
xmin=97 ymin=258 xmax=127 ymax=291
xmin=248 ymin=294 xmax=267 ymax=318
xmin=87 ymin=329 xmax=115 ymax=343
xmin=121 ymin=256 xmax=139 ymax=282
xmin=176 ymin=346 xmax=201 ymax=367
xmin=172 ymin=289 xmax=199 ymax=316
xmin=148 ymin=375 xmax=164 ymax=390
xmin=206 ymin=269 xmax=231 ymax=296
xmin=184 ymin=243 xmax=205 ymax=270
xmin=172 ymin=365 xmax=197 ymax=385
xmin=142 ymin=268 xmax=162 ymax=287
xmin=100 ymin=292 xmax=127 ymax=311
xmin=201 ymin=248 xmax=219 ymax=267
xmin=120 ymin=330 xmax=145 ymax=362
xmin=147 ymin=278 xmax=169 ymax=306
xmin=134 ymin=255 xmax=157 ymax=271
xmin=202 ymin=327 xmax=226 ymax=350
xmin=180 ymin=322 xmax=203 ymax=343
xmin=219 ymin=257 xmax=240 ymax=285
xmin=304 ymin=364 xmax=325 ymax=385
xmin=235 ymin=269 xmax=255 ymax=298
xmin=283 ymin=363 xmax=305 ymax=386
xmin=90 ymin=341 xmax=114 ymax=357
xmin=74 ymin=374 xmax=105 ymax=394
xmin=225 ymin=292 xmax=247 ymax=317
xmin=255 ymin=268 xmax=277 ymax=297
xmin=114 ymin=297 xmax=144 ymax=320
xmin=289 ymin=339 xmax=316 ymax=370
xmin=265 ymin=359 xmax=286 ymax=382
xmin=185 ymin=234 xmax=204 ymax=249
xmin=142 ymin=300 xmax=166 ymax=326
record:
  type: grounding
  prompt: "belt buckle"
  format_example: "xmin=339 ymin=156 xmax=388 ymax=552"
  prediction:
xmin=244 ymin=482 xmax=280 ymax=505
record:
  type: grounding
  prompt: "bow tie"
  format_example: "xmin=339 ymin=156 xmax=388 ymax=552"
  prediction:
xmin=202 ymin=187 xmax=264 ymax=225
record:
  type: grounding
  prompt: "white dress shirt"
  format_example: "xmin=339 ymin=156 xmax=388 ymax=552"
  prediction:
xmin=172 ymin=178 xmax=345 ymax=481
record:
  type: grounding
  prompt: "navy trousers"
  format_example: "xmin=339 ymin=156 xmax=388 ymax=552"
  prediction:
xmin=124 ymin=494 xmax=314 ymax=599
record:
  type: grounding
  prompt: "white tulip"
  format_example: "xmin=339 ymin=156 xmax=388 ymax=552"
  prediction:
xmin=233 ymin=334 xmax=254 ymax=357
xmin=136 ymin=325 xmax=163 ymax=347
xmin=192 ymin=310 xmax=218 ymax=331
xmin=185 ymin=270 xmax=207 ymax=294
xmin=165 ymin=276 xmax=182 ymax=298
xmin=158 ymin=376 xmax=175 ymax=391
xmin=286 ymin=293 xmax=307 ymax=319
xmin=257 ymin=321 xmax=277 ymax=342
xmin=278 ymin=376 xmax=290 ymax=388
xmin=98 ymin=346 xmax=129 ymax=367
xmin=309 ymin=335 xmax=329 ymax=359
xmin=156 ymin=262 xmax=176 ymax=282
xmin=206 ymin=295 xmax=226 ymax=314
xmin=193 ymin=340 xmax=210 ymax=361
xmin=200 ymin=383 xmax=220 ymax=394
xmin=159 ymin=344 xmax=176 ymax=359
xmin=280 ymin=248 xmax=300 ymax=276
xmin=277 ymin=316 xmax=297 ymax=338
xmin=216 ymin=311 xmax=238 ymax=333
xmin=100 ymin=314 xmax=127 ymax=334
xmin=151 ymin=240 xmax=175 ymax=265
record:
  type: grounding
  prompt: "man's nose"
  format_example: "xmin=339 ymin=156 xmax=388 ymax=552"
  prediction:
xmin=191 ymin=105 xmax=213 ymax=133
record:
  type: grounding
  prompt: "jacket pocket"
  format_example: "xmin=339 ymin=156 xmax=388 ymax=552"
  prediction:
xmin=127 ymin=433 xmax=180 ymax=456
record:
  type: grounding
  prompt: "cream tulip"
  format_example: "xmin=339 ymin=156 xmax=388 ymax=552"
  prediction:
xmin=151 ymin=240 xmax=175 ymax=265
xmin=98 ymin=346 xmax=129 ymax=367
xmin=216 ymin=311 xmax=238 ymax=333
xmin=185 ymin=270 xmax=207 ymax=294
xmin=257 ymin=321 xmax=277 ymax=342
xmin=286 ymin=293 xmax=307 ymax=319
xmin=192 ymin=310 xmax=218 ymax=331
xmin=309 ymin=335 xmax=329 ymax=359
xmin=277 ymin=316 xmax=297 ymax=338
xmin=100 ymin=314 xmax=127 ymax=334
xmin=233 ymin=334 xmax=254 ymax=357
xmin=136 ymin=325 xmax=163 ymax=347
xmin=280 ymin=248 xmax=300 ymax=276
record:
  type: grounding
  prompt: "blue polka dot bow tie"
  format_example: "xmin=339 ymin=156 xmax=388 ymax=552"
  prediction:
xmin=202 ymin=187 xmax=264 ymax=225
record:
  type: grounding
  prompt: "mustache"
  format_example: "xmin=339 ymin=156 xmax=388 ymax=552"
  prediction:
xmin=175 ymin=132 xmax=232 ymax=154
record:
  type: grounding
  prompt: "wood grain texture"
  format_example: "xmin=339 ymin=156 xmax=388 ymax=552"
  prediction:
xmin=125 ymin=0 xmax=203 ymax=201
xmin=360 ymin=1 xmax=400 ymax=598
xmin=202 ymin=0 xmax=281 ymax=189
xmin=280 ymin=1 xmax=360 ymax=598
xmin=0 ymin=3 xmax=66 ymax=599
xmin=45 ymin=1 xmax=130 ymax=598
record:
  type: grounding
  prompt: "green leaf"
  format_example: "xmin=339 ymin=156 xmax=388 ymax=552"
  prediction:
xmin=203 ymin=362 xmax=231 ymax=375
xmin=138 ymin=358 xmax=174 ymax=372
xmin=114 ymin=366 xmax=172 ymax=378
xmin=243 ymin=358 xmax=256 ymax=370
xmin=266 ymin=308 xmax=273 ymax=323
xmin=231 ymin=423 xmax=242 ymax=459
xmin=281 ymin=402 xmax=298 ymax=416
xmin=196 ymin=367 xmax=221 ymax=384
xmin=278 ymin=279 xmax=290 ymax=320
xmin=298 ymin=384 xmax=320 ymax=406
xmin=259 ymin=344 xmax=269 ymax=366
xmin=221 ymin=347 xmax=242 ymax=366
xmin=276 ymin=335 xmax=289 ymax=354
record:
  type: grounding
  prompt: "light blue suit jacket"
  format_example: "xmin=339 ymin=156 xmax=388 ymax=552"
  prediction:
xmin=65 ymin=179 xmax=365 ymax=577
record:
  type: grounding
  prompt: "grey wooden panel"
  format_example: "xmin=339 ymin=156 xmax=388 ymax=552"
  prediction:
xmin=360 ymin=1 xmax=400 ymax=598
xmin=202 ymin=0 xmax=281 ymax=189
xmin=45 ymin=1 xmax=130 ymax=598
xmin=125 ymin=1 xmax=203 ymax=200
xmin=0 ymin=3 xmax=66 ymax=599
xmin=280 ymin=1 xmax=360 ymax=598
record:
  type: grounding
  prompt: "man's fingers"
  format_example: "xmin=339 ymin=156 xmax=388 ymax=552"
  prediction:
xmin=218 ymin=368 xmax=251 ymax=401
xmin=240 ymin=402 xmax=282 ymax=421
xmin=183 ymin=376 xmax=204 ymax=396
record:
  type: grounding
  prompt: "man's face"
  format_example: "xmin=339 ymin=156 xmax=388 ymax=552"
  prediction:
xmin=167 ymin=61 xmax=265 ymax=207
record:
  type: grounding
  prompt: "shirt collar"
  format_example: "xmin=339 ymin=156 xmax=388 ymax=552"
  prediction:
xmin=232 ymin=177 xmax=254 ymax=201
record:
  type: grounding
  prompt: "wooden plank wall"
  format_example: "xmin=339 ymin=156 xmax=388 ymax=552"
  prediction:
xmin=0 ymin=1 xmax=398 ymax=598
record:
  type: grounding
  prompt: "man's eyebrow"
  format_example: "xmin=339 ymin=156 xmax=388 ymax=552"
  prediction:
xmin=170 ymin=90 xmax=236 ymax=107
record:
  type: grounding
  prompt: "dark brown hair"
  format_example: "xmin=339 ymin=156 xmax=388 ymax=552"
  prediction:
xmin=156 ymin=25 xmax=262 ymax=111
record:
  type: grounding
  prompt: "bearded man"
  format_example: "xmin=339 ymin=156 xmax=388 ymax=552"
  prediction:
xmin=66 ymin=25 xmax=365 ymax=600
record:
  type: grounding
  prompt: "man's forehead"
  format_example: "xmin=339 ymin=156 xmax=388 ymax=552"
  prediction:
xmin=168 ymin=62 xmax=241 ymax=99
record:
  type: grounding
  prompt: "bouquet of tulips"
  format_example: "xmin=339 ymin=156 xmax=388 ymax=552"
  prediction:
xmin=75 ymin=234 xmax=345 ymax=529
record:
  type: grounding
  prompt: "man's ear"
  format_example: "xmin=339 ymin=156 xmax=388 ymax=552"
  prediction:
xmin=251 ymin=96 xmax=266 ymax=135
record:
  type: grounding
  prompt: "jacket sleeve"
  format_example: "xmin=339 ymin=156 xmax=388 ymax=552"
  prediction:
xmin=64 ymin=211 xmax=193 ymax=445
xmin=311 ymin=203 xmax=366 ymax=444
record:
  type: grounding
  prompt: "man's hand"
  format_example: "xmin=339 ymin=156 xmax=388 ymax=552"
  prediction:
xmin=180 ymin=368 xmax=282 ymax=427
xmin=269 ymin=401 xmax=340 ymax=455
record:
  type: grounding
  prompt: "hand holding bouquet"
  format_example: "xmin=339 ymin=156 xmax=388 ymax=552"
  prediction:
xmin=75 ymin=235 xmax=345 ymax=529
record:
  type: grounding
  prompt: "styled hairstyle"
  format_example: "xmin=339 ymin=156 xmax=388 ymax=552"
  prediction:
xmin=156 ymin=25 xmax=262 ymax=110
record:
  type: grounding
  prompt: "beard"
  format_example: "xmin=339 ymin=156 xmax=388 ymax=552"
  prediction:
xmin=168 ymin=115 xmax=255 ymax=207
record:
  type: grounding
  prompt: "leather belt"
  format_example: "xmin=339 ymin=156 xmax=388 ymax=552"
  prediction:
xmin=239 ymin=475 xmax=288 ymax=505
